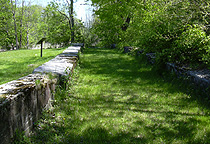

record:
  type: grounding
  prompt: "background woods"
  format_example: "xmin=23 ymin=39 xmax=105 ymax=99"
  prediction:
xmin=1 ymin=0 xmax=210 ymax=68
xmin=0 ymin=0 xmax=85 ymax=50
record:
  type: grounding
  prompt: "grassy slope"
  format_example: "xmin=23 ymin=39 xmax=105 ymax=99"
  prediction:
xmin=18 ymin=48 xmax=210 ymax=144
xmin=0 ymin=48 xmax=66 ymax=85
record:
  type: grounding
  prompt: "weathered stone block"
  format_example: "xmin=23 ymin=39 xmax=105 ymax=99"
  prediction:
xmin=124 ymin=46 xmax=133 ymax=53
xmin=0 ymin=74 xmax=56 ymax=144
xmin=111 ymin=44 xmax=116 ymax=49
xmin=33 ymin=46 xmax=80 ymax=76
xmin=0 ymin=102 xmax=10 ymax=144
xmin=146 ymin=53 xmax=156 ymax=64
xmin=166 ymin=62 xmax=210 ymax=95
xmin=71 ymin=43 xmax=84 ymax=47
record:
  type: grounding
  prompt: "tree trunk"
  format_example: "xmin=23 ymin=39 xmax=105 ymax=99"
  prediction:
xmin=19 ymin=0 xmax=24 ymax=49
xmin=121 ymin=16 xmax=131 ymax=31
xmin=26 ymin=23 xmax=29 ymax=49
xmin=70 ymin=0 xmax=74 ymax=43
xmin=11 ymin=0 xmax=19 ymax=49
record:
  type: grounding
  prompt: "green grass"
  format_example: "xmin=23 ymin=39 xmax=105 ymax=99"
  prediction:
xmin=15 ymin=48 xmax=210 ymax=144
xmin=0 ymin=47 xmax=67 ymax=85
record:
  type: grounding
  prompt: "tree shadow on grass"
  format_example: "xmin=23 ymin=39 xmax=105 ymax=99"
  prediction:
xmin=77 ymin=48 xmax=210 ymax=142
xmin=65 ymin=127 xmax=148 ymax=144
xmin=82 ymin=48 xmax=210 ymax=109
xmin=28 ymin=95 xmax=209 ymax=144
xmin=18 ymin=47 xmax=210 ymax=144
xmin=31 ymin=120 xmax=148 ymax=144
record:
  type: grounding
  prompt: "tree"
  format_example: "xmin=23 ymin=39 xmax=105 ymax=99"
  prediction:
xmin=52 ymin=0 xmax=75 ymax=43
xmin=42 ymin=0 xmax=85 ymax=45
xmin=0 ymin=0 xmax=13 ymax=49
xmin=25 ymin=4 xmax=45 ymax=46
xmin=68 ymin=0 xmax=75 ymax=42
xmin=90 ymin=0 xmax=210 ymax=65
xmin=10 ymin=0 xmax=19 ymax=49
xmin=90 ymin=0 xmax=137 ymax=46
xmin=43 ymin=2 xmax=71 ymax=45
xmin=18 ymin=0 xmax=24 ymax=49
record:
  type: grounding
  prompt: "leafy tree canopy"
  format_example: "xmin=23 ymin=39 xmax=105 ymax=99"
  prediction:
xmin=90 ymin=0 xmax=210 ymax=66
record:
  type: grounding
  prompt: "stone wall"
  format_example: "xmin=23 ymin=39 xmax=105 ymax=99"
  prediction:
xmin=0 ymin=74 xmax=56 ymax=144
xmin=166 ymin=62 xmax=210 ymax=94
xmin=0 ymin=45 xmax=81 ymax=144
xmin=143 ymin=51 xmax=210 ymax=94
xmin=123 ymin=46 xmax=210 ymax=95
xmin=123 ymin=46 xmax=133 ymax=53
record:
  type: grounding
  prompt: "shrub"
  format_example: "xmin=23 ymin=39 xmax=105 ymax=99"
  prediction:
xmin=168 ymin=24 xmax=210 ymax=65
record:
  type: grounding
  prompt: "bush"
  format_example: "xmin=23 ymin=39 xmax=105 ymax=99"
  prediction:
xmin=165 ymin=24 xmax=210 ymax=65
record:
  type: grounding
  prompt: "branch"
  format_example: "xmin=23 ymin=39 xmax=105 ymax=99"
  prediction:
xmin=66 ymin=0 xmax=70 ymax=7
xmin=57 ymin=9 xmax=70 ymax=21
xmin=57 ymin=9 xmax=72 ymax=30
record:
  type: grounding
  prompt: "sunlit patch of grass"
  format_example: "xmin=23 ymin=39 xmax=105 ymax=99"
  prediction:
xmin=15 ymin=48 xmax=210 ymax=144
xmin=0 ymin=47 xmax=66 ymax=84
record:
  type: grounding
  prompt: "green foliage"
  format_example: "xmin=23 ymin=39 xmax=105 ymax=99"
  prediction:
xmin=90 ymin=0 xmax=137 ymax=47
xmin=0 ymin=1 xmax=47 ymax=49
xmin=43 ymin=2 xmax=70 ymax=45
xmin=202 ymin=45 xmax=210 ymax=65
xmin=0 ymin=0 xmax=13 ymax=49
xmin=91 ymin=0 xmax=210 ymax=68
xmin=73 ymin=19 xmax=85 ymax=43
xmin=42 ymin=2 xmax=85 ymax=45
xmin=84 ymin=25 xmax=99 ymax=47
xmin=25 ymin=5 xmax=46 ymax=46
xmin=170 ymin=25 xmax=210 ymax=64
xmin=12 ymin=130 xmax=31 ymax=144
xmin=0 ymin=1 xmax=85 ymax=50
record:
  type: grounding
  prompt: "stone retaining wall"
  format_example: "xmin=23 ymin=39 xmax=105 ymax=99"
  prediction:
xmin=166 ymin=62 xmax=210 ymax=94
xmin=124 ymin=47 xmax=210 ymax=95
xmin=0 ymin=74 xmax=56 ymax=144
xmin=0 ymin=45 xmax=81 ymax=144
xmin=145 ymin=52 xmax=210 ymax=94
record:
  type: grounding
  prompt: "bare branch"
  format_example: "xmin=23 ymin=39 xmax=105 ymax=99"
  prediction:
xmin=66 ymin=0 xmax=70 ymax=7
xmin=57 ymin=9 xmax=72 ymax=30
xmin=57 ymin=9 xmax=70 ymax=21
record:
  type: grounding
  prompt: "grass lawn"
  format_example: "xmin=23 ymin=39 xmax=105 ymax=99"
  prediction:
xmin=16 ymin=48 xmax=210 ymax=144
xmin=0 ymin=47 xmax=67 ymax=85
